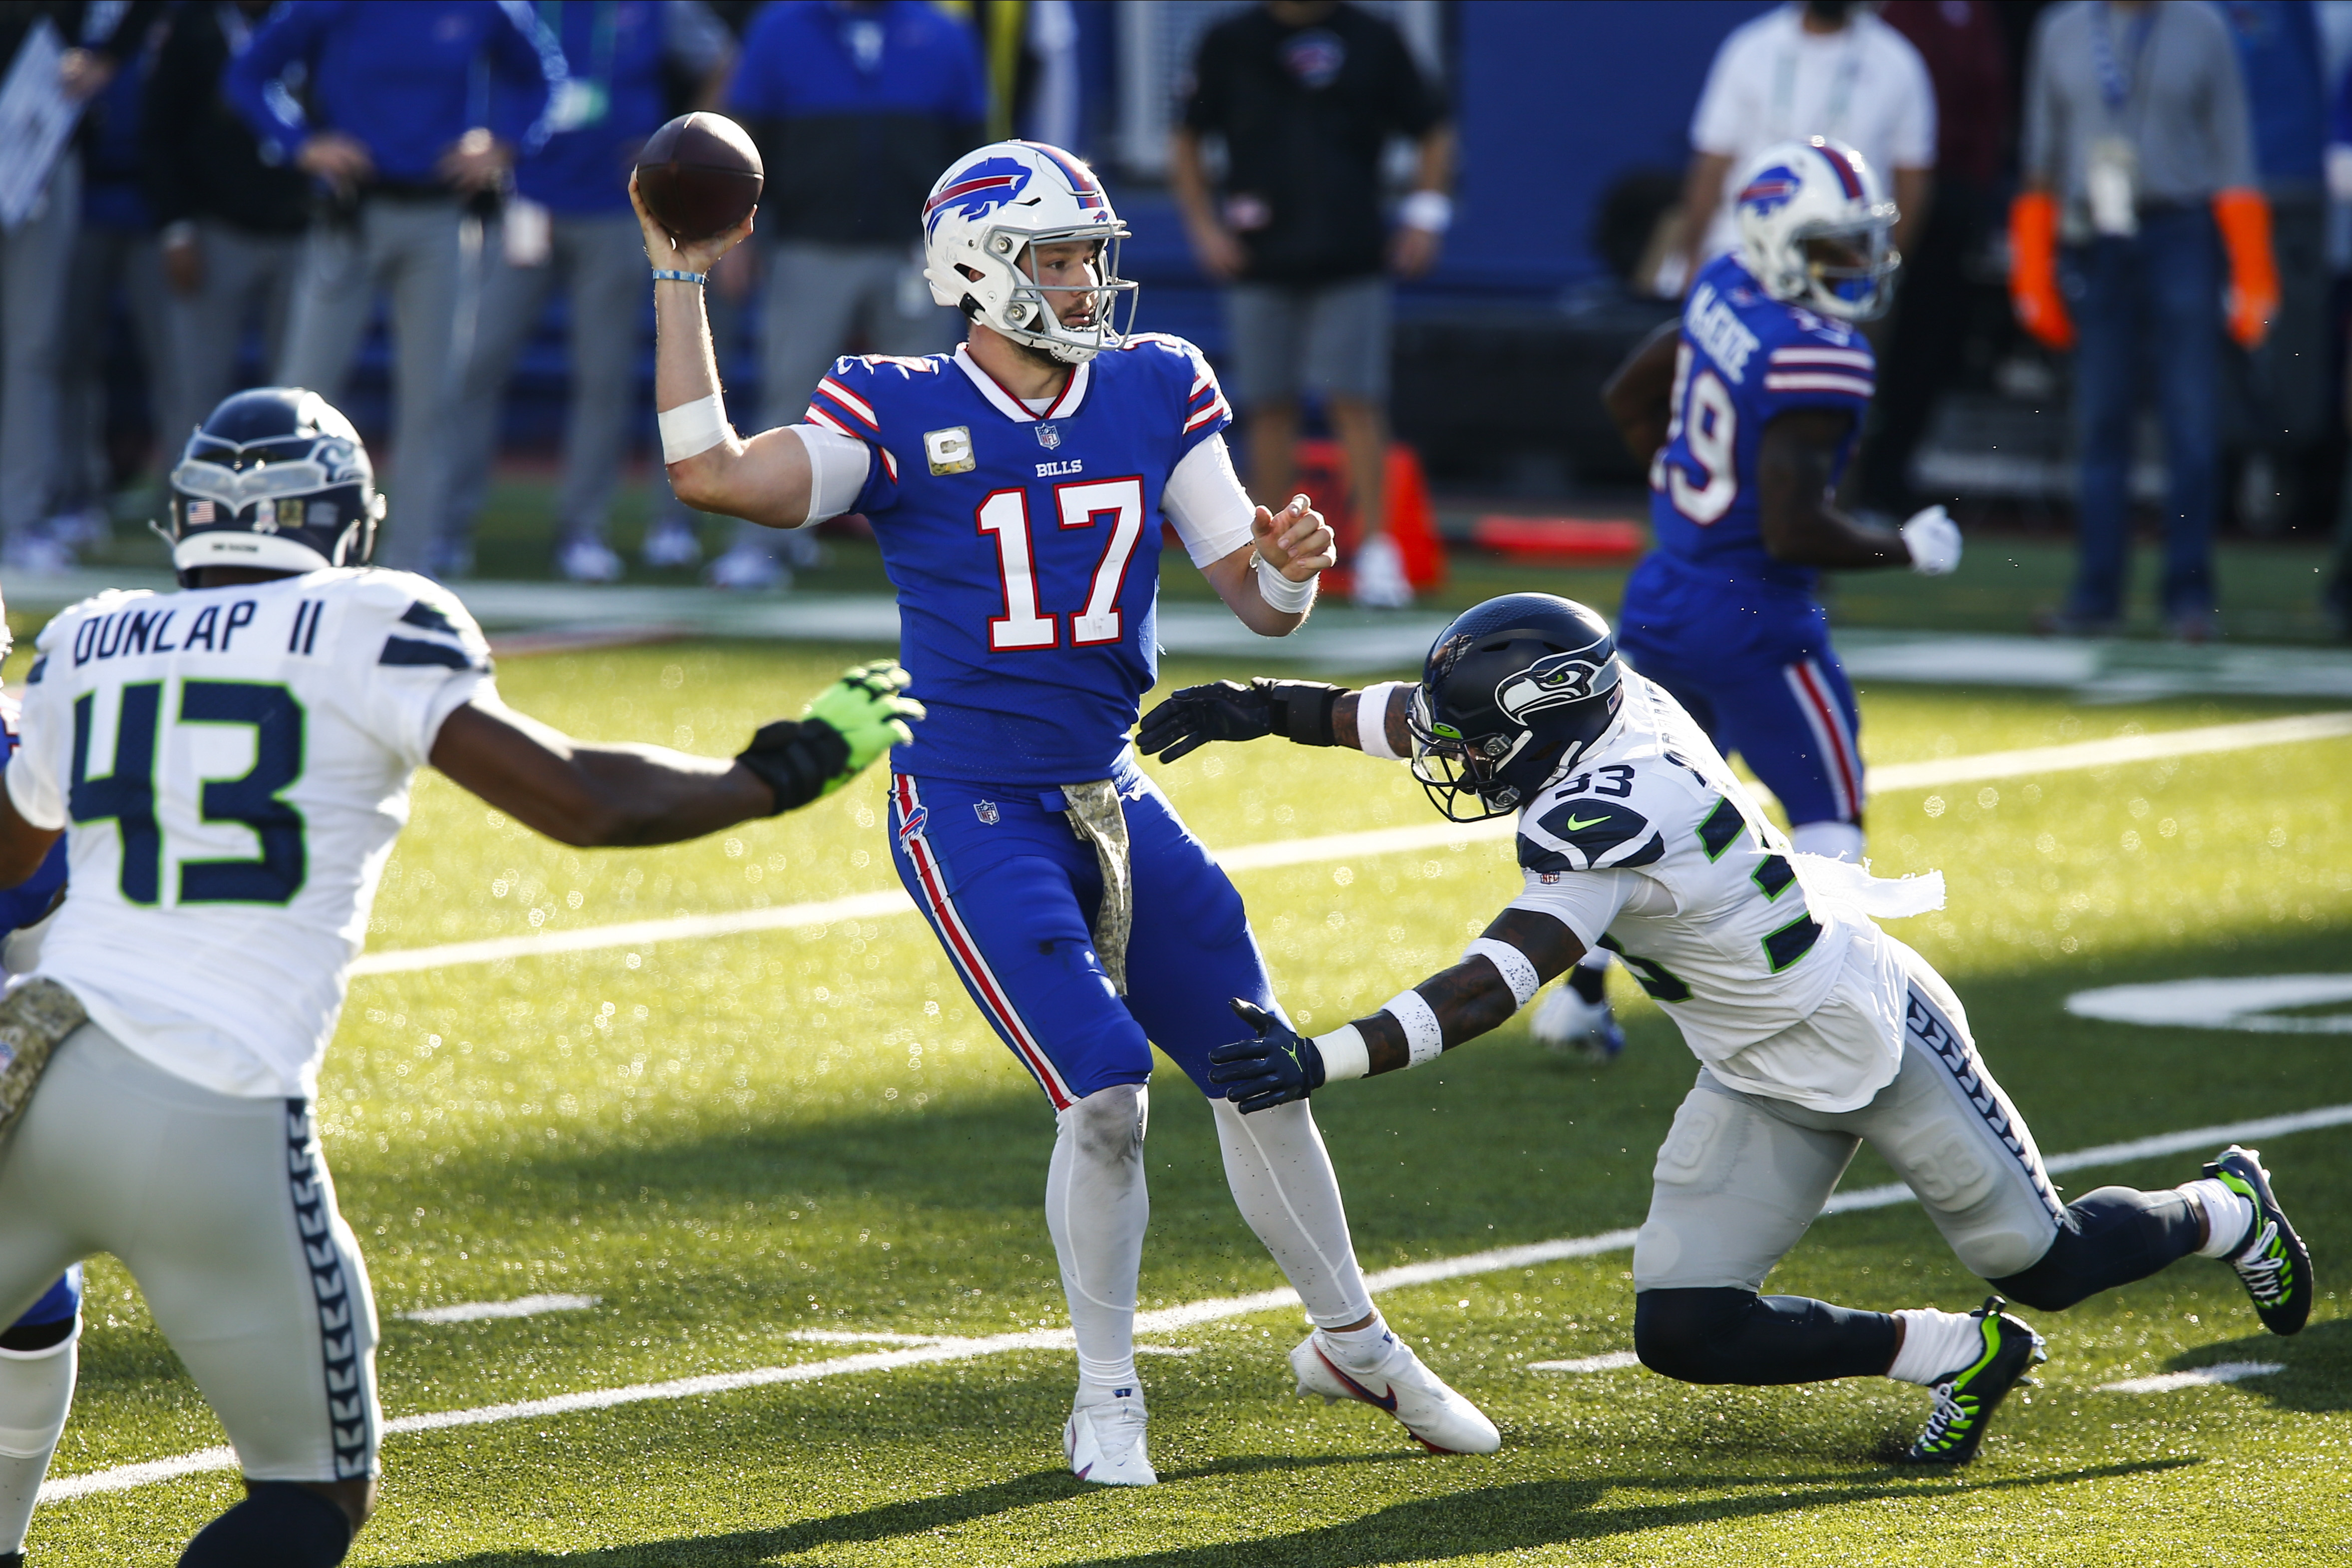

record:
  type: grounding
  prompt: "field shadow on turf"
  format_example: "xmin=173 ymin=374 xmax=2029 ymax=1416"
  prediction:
xmin=1048 ymin=1460 xmax=2197 ymax=1568
xmin=2153 ymin=1316 xmax=2352 ymax=1412
xmin=385 ymin=1458 xmax=2190 ymax=1566
xmin=384 ymin=1454 xmax=1408 ymax=1567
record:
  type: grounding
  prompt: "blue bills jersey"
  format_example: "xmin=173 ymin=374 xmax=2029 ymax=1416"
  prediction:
xmin=1645 ymin=253 xmax=1877 ymax=592
xmin=808 ymin=336 xmax=1232 ymax=789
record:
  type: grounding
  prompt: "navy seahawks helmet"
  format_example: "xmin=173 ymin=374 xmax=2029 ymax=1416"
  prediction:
xmin=1409 ymin=594 xmax=1625 ymax=822
xmin=161 ymin=388 xmax=383 ymax=583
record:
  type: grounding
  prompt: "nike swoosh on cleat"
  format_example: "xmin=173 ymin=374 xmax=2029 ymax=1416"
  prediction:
xmin=1315 ymin=1347 xmax=1398 ymax=1412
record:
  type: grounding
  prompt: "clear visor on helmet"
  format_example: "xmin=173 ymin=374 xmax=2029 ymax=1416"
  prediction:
xmin=1797 ymin=211 xmax=1899 ymax=316
xmin=172 ymin=457 xmax=347 ymax=513
xmin=1404 ymin=687 xmax=1532 ymax=823
xmin=985 ymin=222 xmax=1139 ymax=351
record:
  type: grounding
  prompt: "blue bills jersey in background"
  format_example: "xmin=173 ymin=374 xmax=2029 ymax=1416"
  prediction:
xmin=1618 ymin=252 xmax=1879 ymax=831
xmin=809 ymin=335 xmax=1231 ymax=788
xmin=1642 ymin=252 xmax=1876 ymax=592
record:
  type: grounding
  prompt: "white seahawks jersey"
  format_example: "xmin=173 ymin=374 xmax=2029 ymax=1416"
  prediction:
xmin=1508 ymin=672 xmax=1910 ymax=1110
xmin=6 ymin=570 xmax=495 ymax=1098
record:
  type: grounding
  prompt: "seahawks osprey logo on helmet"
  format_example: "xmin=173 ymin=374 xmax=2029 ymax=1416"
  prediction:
xmin=1493 ymin=647 xmax=1621 ymax=722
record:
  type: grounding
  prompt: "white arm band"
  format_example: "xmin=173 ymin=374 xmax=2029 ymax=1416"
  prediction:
xmin=1161 ymin=432 xmax=1255 ymax=566
xmin=792 ymin=423 xmax=875 ymax=525
xmin=657 ymin=391 xmax=729 ymax=463
xmin=1254 ymin=552 xmax=1317 ymax=613
xmin=1315 ymin=1022 xmax=1370 ymax=1082
xmin=1381 ymin=988 xmax=1445 ymax=1067
xmin=1355 ymin=681 xmax=1409 ymax=762
xmin=1462 ymin=938 xmax=1541 ymax=1008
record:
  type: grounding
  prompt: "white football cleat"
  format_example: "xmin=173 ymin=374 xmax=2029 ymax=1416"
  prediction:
xmin=640 ymin=513 xmax=703 ymax=568
xmin=556 ymin=535 xmax=625 ymax=583
xmin=1528 ymin=985 xmax=1626 ymax=1063
xmin=1065 ymin=1390 xmax=1156 ymax=1486
xmin=705 ymin=543 xmax=789 ymax=591
xmin=1290 ymin=1329 xmax=1499 ymax=1455
xmin=1350 ymin=532 xmax=1414 ymax=609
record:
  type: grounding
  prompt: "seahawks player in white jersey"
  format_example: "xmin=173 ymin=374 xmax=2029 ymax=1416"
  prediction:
xmin=0 ymin=389 xmax=918 ymax=1566
xmin=1143 ymin=594 xmax=2311 ymax=1464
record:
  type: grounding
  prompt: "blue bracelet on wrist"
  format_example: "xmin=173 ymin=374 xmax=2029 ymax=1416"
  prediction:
xmin=651 ymin=269 xmax=707 ymax=286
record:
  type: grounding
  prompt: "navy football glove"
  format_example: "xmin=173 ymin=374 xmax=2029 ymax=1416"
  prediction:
xmin=1136 ymin=679 xmax=1345 ymax=762
xmin=1207 ymin=998 xmax=1325 ymax=1114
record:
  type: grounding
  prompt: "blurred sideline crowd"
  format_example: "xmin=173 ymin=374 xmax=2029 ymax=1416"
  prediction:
xmin=5 ymin=0 xmax=2352 ymax=634
xmin=1646 ymin=0 xmax=2348 ymax=639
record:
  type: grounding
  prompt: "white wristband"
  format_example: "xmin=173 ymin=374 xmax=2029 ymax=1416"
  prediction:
xmin=1382 ymin=989 xmax=1444 ymax=1067
xmin=1355 ymin=681 xmax=1409 ymax=762
xmin=1254 ymin=552 xmax=1317 ymax=613
xmin=1400 ymin=190 xmax=1453 ymax=234
xmin=658 ymin=391 xmax=729 ymax=463
xmin=1462 ymin=938 xmax=1540 ymax=1007
xmin=1315 ymin=1022 xmax=1370 ymax=1082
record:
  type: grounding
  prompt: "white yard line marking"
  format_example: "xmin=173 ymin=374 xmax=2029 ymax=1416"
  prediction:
xmin=1528 ymin=1351 xmax=1643 ymax=1375
xmin=784 ymin=1329 xmax=1195 ymax=1356
xmin=43 ymin=1101 xmax=2352 ymax=1504
xmin=349 ymin=711 xmax=2352 ymax=978
xmin=1862 ymin=711 xmax=2352 ymax=794
xmin=2096 ymin=1361 xmax=2285 ymax=1395
xmin=399 ymin=1293 xmax=601 ymax=1324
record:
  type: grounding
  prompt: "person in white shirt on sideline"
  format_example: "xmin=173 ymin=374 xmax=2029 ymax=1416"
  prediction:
xmin=1668 ymin=0 xmax=1937 ymax=295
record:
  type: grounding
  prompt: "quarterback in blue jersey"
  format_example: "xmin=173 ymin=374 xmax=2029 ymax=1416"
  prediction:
xmin=1604 ymin=138 xmax=1962 ymax=866
xmin=640 ymin=139 xmax=1498 ymax=1484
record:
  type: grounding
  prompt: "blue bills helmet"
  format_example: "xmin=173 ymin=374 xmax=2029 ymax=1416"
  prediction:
xmin=161 ymin=388 xmax=384 ymax=583
xmin=1410 ymin=594 xmax=1626 ymax=822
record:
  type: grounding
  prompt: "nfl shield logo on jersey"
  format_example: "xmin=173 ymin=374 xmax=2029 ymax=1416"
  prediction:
xmin=1035 ymin=424 xmax=1062 ymax=450
xmin=974 ymin=800 xmax=1000 ymax=825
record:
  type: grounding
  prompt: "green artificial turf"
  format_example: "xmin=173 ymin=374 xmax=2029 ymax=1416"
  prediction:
xmin=23 ymin=642 xmax=2352 ymax=1565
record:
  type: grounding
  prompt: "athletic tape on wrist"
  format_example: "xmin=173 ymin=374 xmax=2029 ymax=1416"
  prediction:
xmin=658 ymin=392 xmax=728 ymax=463
xmin=1355 ymin=681 xmax=1409 ymax=762
xmin=1381 ymin=989 xmax=1444 ymax=1067
xmin=1462 ymin=938 xmax=1540 ymax=1008
xmin=650 ymin=269 xmax=708 ymax=286
xmin=1315 ymin=1022 xmax=1370 ymax=1082
xmin=1254 ymin=552 xmax=1317 ymax=613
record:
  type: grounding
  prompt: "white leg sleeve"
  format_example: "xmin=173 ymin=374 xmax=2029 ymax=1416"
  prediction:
xmin=1045 ymin=1084 xmax=1150 ymax=1398
xmin=0 ymin=1329 xmax=77 ymax=1554
xmin=1212 ymin=1096 xmax=1376 ymax=1329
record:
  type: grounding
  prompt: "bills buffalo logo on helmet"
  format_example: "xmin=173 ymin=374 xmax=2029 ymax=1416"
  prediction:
xmin=923 ymin=157 xmax=1035 ymax=238
xmin=1738 ymin=168 xmax=1801 ymax=217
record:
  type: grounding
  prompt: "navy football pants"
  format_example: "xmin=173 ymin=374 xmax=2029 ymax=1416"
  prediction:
xmin=887 ymin=755 xmax=1282 ymax=1107
xmin=1618 ymin=562 xmax=1866 ymax=829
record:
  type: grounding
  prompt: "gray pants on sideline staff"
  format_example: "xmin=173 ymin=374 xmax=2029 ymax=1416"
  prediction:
xmin=0 ymin=153 xmax=81 ymax=541
xmin=277 ymin=195 xmax=469 ymax=573
xmin=56 ymin=223 xmax=175 ymax=516
xmin=442 ymin=211 xmax=670 ymax=557
xmin=724 ymin=240 xmax=959 ymax=566
xmin=169 ymin=220 xmax=303 ymax=454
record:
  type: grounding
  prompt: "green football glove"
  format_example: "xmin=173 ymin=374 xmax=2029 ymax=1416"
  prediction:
xmin=736 ymin=661 xmax=924 ymax=814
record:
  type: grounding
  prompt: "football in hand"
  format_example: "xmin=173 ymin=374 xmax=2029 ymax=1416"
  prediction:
xmin=635 ymin=112 xmax=763 ymax=242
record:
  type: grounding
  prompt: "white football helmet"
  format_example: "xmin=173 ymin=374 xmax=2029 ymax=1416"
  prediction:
xmin=922 ymin=140 xmax=1135 ymax=363
xmin=1730 ymin=136 xmax=1899 ymax=321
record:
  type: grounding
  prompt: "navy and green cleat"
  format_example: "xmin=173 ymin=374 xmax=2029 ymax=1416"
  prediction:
xmin=2204 ymin=1145 xmax=2312 ymax=1335
xmin=1900 ymin=1297 xmax=2045 ymax=1466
